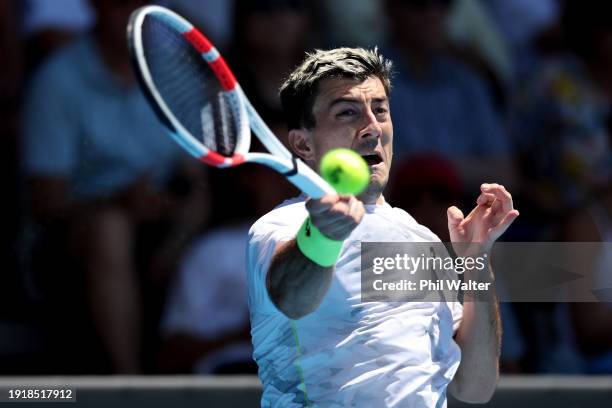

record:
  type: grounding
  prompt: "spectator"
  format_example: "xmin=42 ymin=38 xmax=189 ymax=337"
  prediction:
xmin=2 ymin=0 xmax=24 ymax=216
xmin=389 ymin=155 xmax=526 ymax=373
xmin=446 ymin=0 xmax=513 ymax=109
xmin=229 ymin=0 xmax=311 ymax=134
xmin=447 ymin=0 xmax=512 ymax=84
xmin=566 ymin=184 xmax=612 ymax=374
xmin=157 ymin=0 xmax=306 ymax=361
xmin=484 ymin=0 xmax=560 ymax=77
xmin=20 ymin=0 xmax=94 ymax=67
xmin=383 ymin=0 xmax=516 ymax=192
xmin=202 ymin=0 xmax=311 ymax=227
xmin=158 ymin=165 xmax=295 ymax=374
xmin=164 ymin=0 xmax=234 ymax=51
xmin=507 ymin=0 xmax=612 ymax=374
xmin=317 ymin=0 xmax=511 ymax=110
xmin=388 ymin=154 xmax=462 ymax=242
xmin=558 ymin=4 xmax=612 ymax=371
xmin=158 ymin=222 xmax=254 ymax=374
xmin=21 ymin=0 xmax=209 ymax=373
xmin=1 ymin=0 xmax=27 ymax=319
xmin=315 ymin=0 xmax=387 ymax=48
xmin=509 ymin=0 xmax=612 ymax=225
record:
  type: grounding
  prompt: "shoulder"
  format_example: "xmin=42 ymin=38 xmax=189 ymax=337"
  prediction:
xmin=387 ymin=205 xmax=443 ymax=242
xmin=249 ymin=196 xmax=307 ymax=239
xmin=27 ymin=36 xmax=91 ymax=95
xmin=36 ymin=36 xmax=90 ymax=76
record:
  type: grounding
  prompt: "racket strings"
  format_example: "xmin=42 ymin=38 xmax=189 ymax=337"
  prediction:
xmin=141 ymin=14 xmax=239 ymax=157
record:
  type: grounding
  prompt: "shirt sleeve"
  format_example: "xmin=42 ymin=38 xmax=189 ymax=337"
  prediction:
xmin=161 ymin=232 xmax=250 ymax=338
xmin=21 ymin=61 xmax=79 ymax=178
xmin=246 ymin=215 xmax=300 ymax=316
xmin=161 ymin=236 xmax=217 ymax=336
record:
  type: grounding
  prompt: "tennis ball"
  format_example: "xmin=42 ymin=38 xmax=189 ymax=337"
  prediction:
xmin=320 ymin=148 xmax=370 ymax=195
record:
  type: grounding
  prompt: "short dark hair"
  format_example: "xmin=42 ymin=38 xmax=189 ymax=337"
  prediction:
xmin=279 ymin=47 xmax=393 ymax=130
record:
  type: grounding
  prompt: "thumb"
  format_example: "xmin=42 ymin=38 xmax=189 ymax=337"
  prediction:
xmin=447 ymin=206 xmax=464 ymax=230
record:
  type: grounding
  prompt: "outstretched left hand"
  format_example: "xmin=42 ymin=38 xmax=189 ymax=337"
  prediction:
xmin=448 ymin=183 xmax=519 ymax=255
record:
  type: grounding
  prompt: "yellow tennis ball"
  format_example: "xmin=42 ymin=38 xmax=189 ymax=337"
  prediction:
xmin=320 ymin=148 xmax=370 ymax=195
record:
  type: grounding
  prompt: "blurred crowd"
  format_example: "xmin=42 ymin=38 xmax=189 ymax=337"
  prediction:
xmin=0 ymin=0 xmax=611 ymax=376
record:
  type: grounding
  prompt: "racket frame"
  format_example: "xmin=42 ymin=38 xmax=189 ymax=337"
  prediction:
xmin=128 ymin=5 xmax=334 ymax=198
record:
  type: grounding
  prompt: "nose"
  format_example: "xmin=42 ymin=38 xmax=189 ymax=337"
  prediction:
xmin=358 ymin=108 xmax=383 ymax=141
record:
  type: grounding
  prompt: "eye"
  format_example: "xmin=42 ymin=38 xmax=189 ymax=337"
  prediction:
xmin=374 ymin=106 xmax=389 ymax=115
xmin=337 ymin=109 xmax=357 ymax=118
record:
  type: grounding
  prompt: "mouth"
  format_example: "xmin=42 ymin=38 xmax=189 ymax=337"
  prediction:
xmin=360 ymin=152 xmax=384 ymax=167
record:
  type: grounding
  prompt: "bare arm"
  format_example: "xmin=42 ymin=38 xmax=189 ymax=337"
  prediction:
xmin=29 ymin=159 xmax=207 ymax=225
xmin=449 ymin=263 xmax=500 ymax=403
xmin=266 ymin=194 xmax=364 ymax=320
xmin=267 ymin=239 xmax=335 ymax=320
xmin=446 ymin=183 xmax=518 ymax=403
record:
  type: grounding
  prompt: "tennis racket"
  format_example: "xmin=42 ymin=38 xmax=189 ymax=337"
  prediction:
xmin=127 ymin=5 xmax=334 ymax=199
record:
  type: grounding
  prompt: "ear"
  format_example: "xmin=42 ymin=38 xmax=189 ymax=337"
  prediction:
xmin=288 ymin=128 xmax=315 ymax=163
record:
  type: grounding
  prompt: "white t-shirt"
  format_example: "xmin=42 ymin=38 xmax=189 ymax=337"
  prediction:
xmin=247 ymin=197 xmax=463 ymax=407
xmin=162 ymin=225 xmax=252 ymax=374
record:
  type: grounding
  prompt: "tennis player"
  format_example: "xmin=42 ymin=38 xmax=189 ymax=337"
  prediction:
xmin=247 ymin=48 xmax=518 ymax=407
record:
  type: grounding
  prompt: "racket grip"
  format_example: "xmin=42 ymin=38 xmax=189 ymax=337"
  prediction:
xmin=296 ymin=217 xmax=343 ymax=267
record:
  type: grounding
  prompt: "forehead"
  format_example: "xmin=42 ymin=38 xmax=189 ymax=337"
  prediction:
xmin=313 ymin=76 xmax=387 ymax=108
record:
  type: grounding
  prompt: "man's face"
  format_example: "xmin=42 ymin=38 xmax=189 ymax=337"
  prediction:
xmin=296 ymin=76 xmax=393 ymax=203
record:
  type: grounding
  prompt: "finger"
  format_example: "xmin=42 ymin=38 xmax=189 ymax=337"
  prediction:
xmin=350 ymin=197 xmax=365 ymax=223
xmin=306 ymin=194 xmax=339 ymax=215
xmin=489 ymin=209 xmax=520 ymax=240
xmin=481 ymin=183 xmax=513 ymax=213
xmin=342 ymin=196 xmax=357 ymax=221
xmin=346 ymin=195 xmax=364 ymax=217
xmin=476 ymin=192 xmax=496 ymax=207
xmin=447 ymin=206 xmax=464 ymax=229
xmin=481 ymin=186 xmax=512 ymax=216
xmin=312 ymin=198 xmax=355 ymax=228
xmin=491 ymin=197 xmax=504 ymax=213
xmin=480 ymin=182 xmax=501 ymax=191
xmin=316 ymin=197 xmax=364 ymax=239
xmin=328 ymin=197 xmax=364 ymax=226
xmin=312 ymin=209 xmax=351 ymax=229
xmin=337 ymin=195 xmax=355 ymax=203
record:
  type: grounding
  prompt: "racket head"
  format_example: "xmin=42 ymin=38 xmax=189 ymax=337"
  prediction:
xmin=127 ymin=5 xmax=250 ymax=167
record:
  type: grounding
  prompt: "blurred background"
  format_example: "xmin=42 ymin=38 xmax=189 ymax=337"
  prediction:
xmin=1 ymin=0 xmax=611 ymax=404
